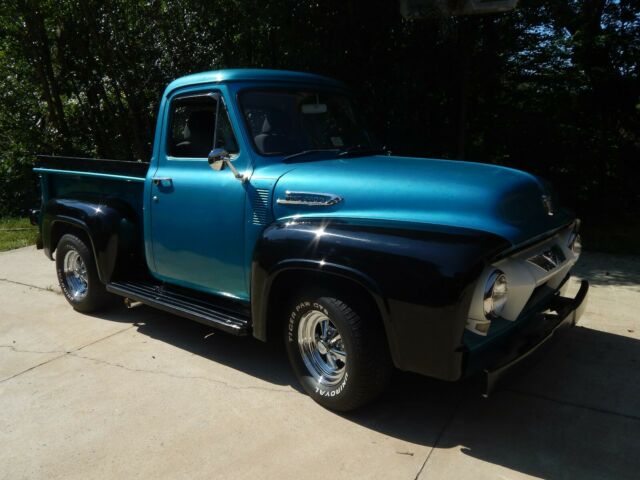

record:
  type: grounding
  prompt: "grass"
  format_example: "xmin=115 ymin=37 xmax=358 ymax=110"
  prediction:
xmin=0 ymin=217 xmax=39 ymax=252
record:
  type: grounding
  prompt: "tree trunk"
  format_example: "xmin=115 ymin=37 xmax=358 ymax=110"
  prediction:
xmin=18 ymin=0 xmax=70 ymax=146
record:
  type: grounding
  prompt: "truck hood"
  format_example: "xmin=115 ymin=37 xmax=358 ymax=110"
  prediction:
xmin=271 ymin=155 xmax=573 ymax=246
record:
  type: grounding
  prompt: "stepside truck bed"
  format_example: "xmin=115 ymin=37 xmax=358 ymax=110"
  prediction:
xmin=34 ymin=154 xmax=149 ymax=220
xmin=33 ymin=155 xmax=150 ymax=277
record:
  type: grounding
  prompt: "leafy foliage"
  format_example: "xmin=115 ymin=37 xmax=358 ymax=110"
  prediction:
xmin=0 ymin=0 xmax=638 ymax=238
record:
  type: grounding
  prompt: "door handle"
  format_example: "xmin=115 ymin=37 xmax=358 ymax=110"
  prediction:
xmin=152 ymin=177 xmax=172 ymax=186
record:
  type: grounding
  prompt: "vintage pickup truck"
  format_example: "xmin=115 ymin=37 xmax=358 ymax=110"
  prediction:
xmin=32 ymin=69 xmax=588 ymax=411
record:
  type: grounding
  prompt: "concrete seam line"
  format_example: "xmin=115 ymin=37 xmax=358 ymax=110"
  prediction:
xmin=506 ymin=388 xmax=640 ymax=423
xmin=67 ymin=350 xmax=295 ymax=394
xmin=0 ymin=353 xmax=68 ymax=384
xmin=0 ymin=278 xmax=59 ymax=294
xmin=412 ymin=400 xmax=462 ymax=480
xmin=0 ymin=325 xmax=135 ymax=384
xmin=73 ymin=325 xmax=137 ymax=352
xmin=0 ymin=345 xmax=65 ymax=354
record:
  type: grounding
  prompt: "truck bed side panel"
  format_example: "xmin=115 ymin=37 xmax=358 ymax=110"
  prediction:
xmin=35 ymin=156 xmax=148 ymax=283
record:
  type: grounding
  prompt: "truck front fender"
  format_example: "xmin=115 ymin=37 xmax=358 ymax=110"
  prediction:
xmin=42 ymin=198 xmax=140 ymax=284
xmin=251 ymin=218 xmax=510 ymax=380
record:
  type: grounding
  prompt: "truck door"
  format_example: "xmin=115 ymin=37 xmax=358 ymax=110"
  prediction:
xmin=149 ymin=90 xmax=250 ymax=300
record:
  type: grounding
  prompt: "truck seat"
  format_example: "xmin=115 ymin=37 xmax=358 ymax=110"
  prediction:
xmin=174 ymin=110 xmax=215 ymax=157
xmin=254 ymin=110 xmax=290 ymax=155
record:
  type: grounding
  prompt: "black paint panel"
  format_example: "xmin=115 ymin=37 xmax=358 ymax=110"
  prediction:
xmin=42 ymin=197 xmax=142 ymax=284
xmin=252 ymin=219 xmax=510 ymax=380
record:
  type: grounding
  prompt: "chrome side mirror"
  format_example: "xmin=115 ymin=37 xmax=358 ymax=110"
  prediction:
xmin=208 ymin=148 xmax=228 ymax=171
xmin=207 ymin=148 xmax=245 ymax=182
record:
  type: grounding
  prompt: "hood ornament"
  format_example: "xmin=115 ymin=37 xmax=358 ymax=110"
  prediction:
xmin=277 ymin=191 xmax=342 ymax=207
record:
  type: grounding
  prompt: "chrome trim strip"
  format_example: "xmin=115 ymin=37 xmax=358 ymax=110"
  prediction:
xmin=541 ymin=195 xmax=555 ymax=216
xmin=33 ymin=168 xmax=145 ymax=183
xmin=276 ymin=190 xmax=343 ymax=207
xmin=494 ymin=221 xmax=575 ymax=260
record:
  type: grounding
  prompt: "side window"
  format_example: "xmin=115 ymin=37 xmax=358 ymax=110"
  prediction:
xmin=168 ymin=94 xmax=239 ymax=158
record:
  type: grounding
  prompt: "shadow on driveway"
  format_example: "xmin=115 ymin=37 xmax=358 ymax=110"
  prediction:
xmin=573 ymin=252 xmax=640 ymax=288
xmin=86 ymin=300 xmax=640 ymax=479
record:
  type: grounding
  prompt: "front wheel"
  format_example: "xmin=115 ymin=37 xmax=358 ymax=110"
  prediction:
xmin=285 ymin=292 xmax=392 ymax=411
xmin=55 ymin=233 xmax=113 ymax=313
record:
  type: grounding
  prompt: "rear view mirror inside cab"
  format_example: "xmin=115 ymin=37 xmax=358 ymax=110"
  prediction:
xmin=301 ymin=103 xmax=328 ymax=114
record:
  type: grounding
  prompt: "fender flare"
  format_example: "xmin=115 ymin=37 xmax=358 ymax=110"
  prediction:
xmin=251 ymin=258 xmax=404 ymax=369
xmin=42 ymin=198 xmax=139 ymax=284
xmin=254 ymin=258 xmax=390 ymax=323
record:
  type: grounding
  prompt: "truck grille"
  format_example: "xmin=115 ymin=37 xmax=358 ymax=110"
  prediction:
xmin=250 ymin=188 xmax=272 ymax=225
xmin=527 ymin=244 xmax=566 ymax=272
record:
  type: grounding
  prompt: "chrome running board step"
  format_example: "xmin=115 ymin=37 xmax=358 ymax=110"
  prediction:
xmin=107 ymin=280 xmax=251 ymax=335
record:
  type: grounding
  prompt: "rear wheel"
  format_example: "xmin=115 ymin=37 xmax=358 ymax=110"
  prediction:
xmin=55 ymin=233 xmax=113 ymax=313
xmin=284 ymin=291 xmax=392 ymax=411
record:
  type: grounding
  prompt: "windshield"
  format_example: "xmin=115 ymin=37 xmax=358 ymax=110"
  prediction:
xmin=239 ymin=89 xmax=373 ymax=157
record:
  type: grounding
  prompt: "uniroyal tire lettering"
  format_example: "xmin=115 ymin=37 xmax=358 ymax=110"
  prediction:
xmin=314 ymin=372 xmax=349 ymax=397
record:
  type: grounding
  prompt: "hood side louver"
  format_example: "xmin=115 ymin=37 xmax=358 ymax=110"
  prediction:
xmin=251 ymin=188 xmax=272 ymax=225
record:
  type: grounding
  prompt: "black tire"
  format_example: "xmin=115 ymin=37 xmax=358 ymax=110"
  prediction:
xmin=55 ymin=233 xmax=113 ymax=313
xmin=284 ymin=291 xmax=393 ymax=411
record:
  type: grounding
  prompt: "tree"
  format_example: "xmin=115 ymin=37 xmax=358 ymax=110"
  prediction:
xmin=0 ymin=0 xmax=638 ymax=242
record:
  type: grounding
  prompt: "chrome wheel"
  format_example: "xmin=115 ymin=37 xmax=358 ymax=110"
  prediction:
xmin=63 ymin=249 xmax=88 ymax=300
xmin=298 ymin=309 xmax=347 ymax=386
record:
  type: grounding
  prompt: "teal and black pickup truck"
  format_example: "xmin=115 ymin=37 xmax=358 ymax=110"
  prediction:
xmin=31 ymin=69 xmax=588 ymax=411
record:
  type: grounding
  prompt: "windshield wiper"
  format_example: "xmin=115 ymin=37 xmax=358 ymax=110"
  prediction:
xmin=283 ymin=149 xmax=340 ymax=161
xmin=337 ymin=145 xmax=387 ymax=158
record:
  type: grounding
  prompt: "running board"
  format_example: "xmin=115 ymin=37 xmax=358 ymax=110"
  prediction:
xmin=107 ymin=280 xmax=251 ymax=335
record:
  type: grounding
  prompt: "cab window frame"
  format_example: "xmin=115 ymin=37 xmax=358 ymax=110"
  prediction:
xmin=165 ymin=90 xmax=240 ymax=160
xmin=236 ymin=86 xmax=362 ymax=158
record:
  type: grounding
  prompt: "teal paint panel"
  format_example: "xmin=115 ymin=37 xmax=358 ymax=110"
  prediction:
xmin=270 ymin=155 xmax=572 ymax=246
xmin=147 ymin=84 xmax=252 ymax=300
xmin=37 ymin=169 xmax=145 ymax=221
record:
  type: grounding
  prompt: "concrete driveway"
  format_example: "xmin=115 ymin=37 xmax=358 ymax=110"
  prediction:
xmin=1 ymin=246 xmax=639 ymax=479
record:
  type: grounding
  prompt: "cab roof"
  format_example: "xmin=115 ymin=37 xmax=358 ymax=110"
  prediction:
xmin=165 ymin=69 xmax=345 ymax=95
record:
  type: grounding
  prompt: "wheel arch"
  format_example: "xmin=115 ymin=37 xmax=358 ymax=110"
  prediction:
xmin=252 ymin=260 xmax=403 ymax=367
xmin=50 ymin=218 xmax=96 ymax=258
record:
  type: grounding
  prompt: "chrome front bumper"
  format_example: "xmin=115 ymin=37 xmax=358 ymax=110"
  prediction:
xmin=482 ymin=279 xmax=589 ymax=397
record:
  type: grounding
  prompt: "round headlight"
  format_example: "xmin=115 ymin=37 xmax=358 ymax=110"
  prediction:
xmin=483 ymin=270 xmax=508 ymax=319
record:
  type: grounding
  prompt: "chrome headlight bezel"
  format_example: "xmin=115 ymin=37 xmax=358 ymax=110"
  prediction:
xmin=568 ymin=231 xmax=582 ymax=256
xmin=567 ymin=220 xmax=582 ymax=257
xmin=483 ymin=270 xmax=509 ymax=319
